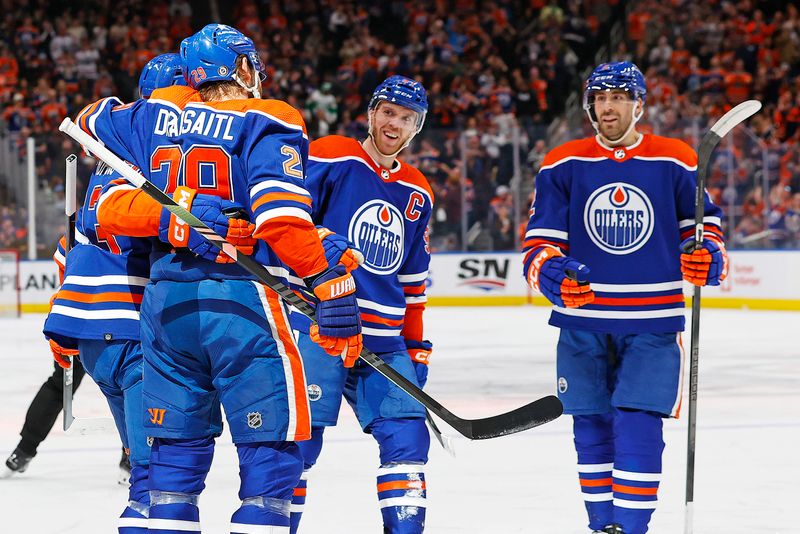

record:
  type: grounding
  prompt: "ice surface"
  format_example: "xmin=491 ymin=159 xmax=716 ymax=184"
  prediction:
xmin=1 ymin=307 xmax=798 ymax=533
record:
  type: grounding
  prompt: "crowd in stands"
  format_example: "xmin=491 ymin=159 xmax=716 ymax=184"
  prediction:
xmin=0 ymin=0 xmax=798 ymax=256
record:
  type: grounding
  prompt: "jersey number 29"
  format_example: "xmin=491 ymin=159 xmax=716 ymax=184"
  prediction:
xmin=150 ymin=144 xmax=234 ymax=200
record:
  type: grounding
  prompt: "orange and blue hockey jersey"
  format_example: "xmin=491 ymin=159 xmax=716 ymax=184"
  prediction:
xmin=522 ymin=134 xmax=725 ymax=334
xmin=74 ymin=86 xmax=328 ymax=283
xmin=291 ymin=136 xmax=433 ymax=354
xmin=43 ymin=162 xmax=152 ymax=348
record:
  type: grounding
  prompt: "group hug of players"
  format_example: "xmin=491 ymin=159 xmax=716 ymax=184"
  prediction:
xmin=31 ymin=22 xmax=727 ymax=534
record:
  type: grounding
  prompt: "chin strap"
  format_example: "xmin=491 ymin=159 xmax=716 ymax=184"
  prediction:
xmin=586 ymin=102 xmax=644 ymax=147
xmin=366 ymin=109 xmax=417 ymax=160
xmin=232 ymin=60 xmax=261 ymax=99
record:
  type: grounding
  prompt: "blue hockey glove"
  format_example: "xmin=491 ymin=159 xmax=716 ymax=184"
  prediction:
xmin=316 ymin=226 xmax=364 ymax=272
xmin=159 ymin=186 xmax=255 ymax=263
xmin=527 ymin=247 xmax=594 ymax=308
xmin=680 ymin=237 xmax=728 ymax=286
xmin=405 ymin=339 xmax=432 ymax=388
xmin=307 ymin=264 xmax=362 ymax=368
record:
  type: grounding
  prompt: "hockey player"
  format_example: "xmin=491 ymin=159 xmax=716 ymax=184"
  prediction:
xmin=41 ymin=53 xmax=187 ymax=533
xmin=289 ymin=75 xmax=433 ymax=534
xmin=77 ymin=24 xmax=362 ymax=533
xmin=522 ymin=62 xmax=728 ymax=534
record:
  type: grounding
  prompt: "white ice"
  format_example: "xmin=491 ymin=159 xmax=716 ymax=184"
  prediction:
xmin=1 ymin=306 xmax=798 ymax=533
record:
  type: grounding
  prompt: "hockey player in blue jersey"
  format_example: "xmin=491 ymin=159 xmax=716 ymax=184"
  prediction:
xmin=288 ymin=75 xmax=433 ymax=534
xmin=522 ymin=62 xmax=728 ymax=534
xmin=42 ymin=53 xmax=186 ymax=533
xmin=79 ymin=24 xmax=363 ymax=534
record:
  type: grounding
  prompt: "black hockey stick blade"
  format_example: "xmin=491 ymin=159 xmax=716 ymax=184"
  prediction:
xmin=59 ymin=117 xmax=564 ymax=440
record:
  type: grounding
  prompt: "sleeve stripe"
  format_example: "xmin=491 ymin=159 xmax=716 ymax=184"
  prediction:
xmin=96 ymin=182 xmax=136 ymax=213
xmin=397 ymin=272 xmax=428 ymax=283
xmin=679 ymin=217 xmax=722 ymax=229
xmin=526 ymin=228 xmax=568 ymax=240
xmin=251 ymin=192 xmax=312 ymax=212
xmin=405 ymin=296 xmax=427 ymax=304
xmin=250 ymin=180 xmax=311 ymax=197
xmin=255 ymin=208 xmax=312 ymax=230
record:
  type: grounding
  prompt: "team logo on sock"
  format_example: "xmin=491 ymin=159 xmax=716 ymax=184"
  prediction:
xmin=583 ymin=182 xmax=654 ymax=255
xmin=247 ymin=411 xmax=263 ymax=429
xmin=307 ymin=384 xmax=323 ymax=401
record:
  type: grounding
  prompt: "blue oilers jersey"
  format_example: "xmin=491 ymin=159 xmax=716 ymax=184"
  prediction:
xmin=43 ymin=163 xmax=152 ymax=348
xmin=75 ymin=86 xmax=319 ymax=285
xmin=292 ymin=136 xmax=433 ymax=354
xmin=522 ymin=134 xmax=725 ymax=334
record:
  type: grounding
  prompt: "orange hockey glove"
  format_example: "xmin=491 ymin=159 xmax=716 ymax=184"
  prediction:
xmin=49 ymin=339 xmax=79 ymax=369
xmin=680 ymin=237 xmax=728 ymax=286
xmin=527 ymin=247 xmax=595 ymax=308
xmin=307 ymin=264 xmax=363 ymax=368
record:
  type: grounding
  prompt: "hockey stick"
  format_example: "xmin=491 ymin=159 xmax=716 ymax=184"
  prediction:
xmin=684 ymin=100 xmax=761 ymax=534
xmin=59 ymin=117 xmax=563 ymax=440
xmin=62 ymin=154 xmax=118 ymax=436
xmin=62 ymin=154 xmax=76 ymax=432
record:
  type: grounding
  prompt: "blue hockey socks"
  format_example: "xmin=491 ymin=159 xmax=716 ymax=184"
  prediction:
xmin=118 ymin=465 xmax=150 ymax=533
xmin=290 ymin=427 xmax=325 ymax=534
xmin=574 ymin=413 xmax=615 ymax=531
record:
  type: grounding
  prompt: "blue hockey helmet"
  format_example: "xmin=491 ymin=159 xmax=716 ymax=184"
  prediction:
xmin=368 ymin=75 xmax=428 ymax=132
xmin=138 ymin=53 xmax=186 ymax=99
xmin=180 ymin=24 xmax=266 ymax=93
xmin=583 ymin=61 xmax=647 ymax=114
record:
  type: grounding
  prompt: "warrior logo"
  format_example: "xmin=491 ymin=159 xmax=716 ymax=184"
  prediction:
xmin=349 ymin=200 xmax=404 ymax=275
xmin=307 ymin=384 xmax=322 ymax=401
xmin=583 ymin=182 xmax=654 ymax=255
xmin=247 ymin=412 xmax=262 ymax=429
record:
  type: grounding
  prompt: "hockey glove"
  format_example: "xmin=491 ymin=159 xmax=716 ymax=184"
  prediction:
xmin=49 ymin=339 xmax=78 ymax=369
xmin=307 ymin=264 xmax=363 ymax=368
xmin=528 ymin=247 xmax=595 ymax=308
xmin=680 ymin=237 xmax=728 ymax=286
xmin=316 ymin=226 xmax=364 ymax=272
xmin=406 ymin=339 xmax=432 ymax=388
xmin=158 ymin=186 xmax=256 ymax=263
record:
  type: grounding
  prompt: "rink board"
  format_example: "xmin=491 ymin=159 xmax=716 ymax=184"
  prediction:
xmin=12 ymin=250 xmax=800 ymax=312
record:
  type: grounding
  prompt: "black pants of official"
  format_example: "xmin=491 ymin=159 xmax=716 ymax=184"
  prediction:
xmin=17 ymin=359 xmax=86 ymax=456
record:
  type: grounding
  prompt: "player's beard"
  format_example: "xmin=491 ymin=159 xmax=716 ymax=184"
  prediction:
xmin=597 ymin=110 xmax=632 ymax=143
xmin=370 ymin=125 xmax=415 ymax=158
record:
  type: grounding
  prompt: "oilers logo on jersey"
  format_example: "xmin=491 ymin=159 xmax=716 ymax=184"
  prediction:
xmin=583 ymin=182 xmax=654 ymax=255
xmin=348 ymin=200 xmax=405 ymax=274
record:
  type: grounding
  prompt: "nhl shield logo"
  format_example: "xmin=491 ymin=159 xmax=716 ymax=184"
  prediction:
xmin=381 ymin=169 xmax=390 ymax=180
xmin=614 ymin=149 xmax=626 ymax=159
xmin=583 ymin=182 xmax=654 ymax=255
xmin=247 ymin=412 xmax=262 ymax=429
xmin=307 ymin=384 xmax=323 ymax=401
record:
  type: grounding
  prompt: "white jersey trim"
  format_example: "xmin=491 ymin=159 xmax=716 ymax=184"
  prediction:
xmin=255 ymin=208 xmax=312 ymax=230
xmin=553 ymin=307 xmax=685 ymax=320
xmin=250 ymin=180 xmax=311 ymax=198
xmin=96 ymin=181 xmax=136 ymax=213
xmin=404 ymin=296 xmax=427 ymax=304
xmin=357 ymin=298 xmax=404 ymax=316
xmin=117 ymin=517 xmax=147 ymax=528
xmin=633 ymin=155 xmax=697 ymax=172
xmin=50 ymin=305 xmax=140 ymax=321
xmin=397 ymin=272 xmax=428 ymax=283
xmin=377 ymin=464 xmax=425 ymax=476
xmin=590 ymin=281 xmax=684 ymax=293
xmin=362 ymin=326 xmax=403 ymax=337
xmin=678 ymin=216 xmax=722 ymax=229
xmin=63 ymin=274 xmax=149 ymax=287
xmin=525 ymin=228 xmax=569 ymax=240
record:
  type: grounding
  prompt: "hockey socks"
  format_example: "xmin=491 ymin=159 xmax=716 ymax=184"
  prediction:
xmin=574 ymin=409 xmax=664 ymax=534
xmin=291 ymin=427 xmax=325 ymax=534
xmin=376 ymin=464 xmax=427 ymax=534
xmin=232 ymin=441 xmax=301 ymax=533
xmin=118 ymin=465 xmax=150 ymax=533
xmin=148 ymin=437 xmax=214 ymax=534
xmin=288 ymin=470 xmax=308 ymax=534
